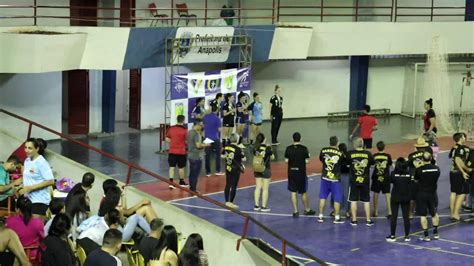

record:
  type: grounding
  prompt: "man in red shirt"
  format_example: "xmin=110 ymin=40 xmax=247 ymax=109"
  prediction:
xmin=350 ymin=105 xmax=378 ymax=149
xmin=166 ymin=115 xmax=188 ymax=189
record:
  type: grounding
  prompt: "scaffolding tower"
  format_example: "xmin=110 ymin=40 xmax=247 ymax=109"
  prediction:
xmin=159 ymin=33 xmax=253 ymax=152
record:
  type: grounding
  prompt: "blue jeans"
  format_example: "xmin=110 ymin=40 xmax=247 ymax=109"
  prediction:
xmin=188 ymin=159 xmax=202 ymax=191
xmin=205 ymin=140 xmax=221 ymax=174
xmin=122 ymin=214 xmax=151 ymax=241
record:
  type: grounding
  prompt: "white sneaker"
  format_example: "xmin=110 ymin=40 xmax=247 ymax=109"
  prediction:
xmin=169 ymin=184 xmax=176 ymax=189
xmin=215 ymin=172 xmax=225 ymax=176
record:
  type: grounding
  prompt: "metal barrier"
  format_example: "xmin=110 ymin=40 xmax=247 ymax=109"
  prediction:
xmin=0 ymin=0 xmax=470 ymax=27
xmin=328 ymin=108 xmax=391 ymax=122
xmin=0 ymin=108 xmax=327 ymax=266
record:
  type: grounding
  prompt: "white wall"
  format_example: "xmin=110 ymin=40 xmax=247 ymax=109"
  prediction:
xmin=0 ymin=72 xmax=62 ymax=140
xmin=252 ymin=60 xmax=351 ymax=118
xmin=0 ymin=0 xmax=70 ymax=27
xmin=116 ymin=70 xmax=130 ymax=122
xmin=89 ymin=70 xmax=103 ymax=133
xmin=366 ymin=58 xmax=474 ymax=115
xmin=141 ymin=68 xmax=166 ymax=129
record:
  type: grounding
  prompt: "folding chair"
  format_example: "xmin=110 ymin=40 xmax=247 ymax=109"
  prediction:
xmin=148 ymin=3 xmax=169 ymax=27
xmin=176 ymin=3 xmax=197 ymax=26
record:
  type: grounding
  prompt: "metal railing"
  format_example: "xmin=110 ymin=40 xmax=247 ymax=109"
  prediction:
xmin=0 ymin=0 xmax=470 ymax=27
xmin=0 ymin=108 xmax=327 ymax=266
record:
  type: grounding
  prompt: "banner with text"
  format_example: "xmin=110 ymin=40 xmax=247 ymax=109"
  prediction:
xmin=173 ymin=27 xmax=234 ymax=64
xmin=170 ymin=67 xmax=251 ymax=125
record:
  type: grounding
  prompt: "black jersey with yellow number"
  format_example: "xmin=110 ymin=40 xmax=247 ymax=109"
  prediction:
xmin=348 ymin=150 xmax=374 ymax=186
xmin=450 ymin=144 xmax=470 ymax=172
xmin=223 ymin=144 xmax=245 ymax=173
xmin=319 ymin=147 xmax=343 ymax=182
xmin=408 ymin=147 xmax=433 ymax=171
xmin=372 ymin=152 xmax=392 ymax=184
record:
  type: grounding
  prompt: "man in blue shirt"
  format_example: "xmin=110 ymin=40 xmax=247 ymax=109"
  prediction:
xmin=203 ymin=105 xmax=224 ymax=177
xmin=0 ymin=156 xmax=21 ymax=207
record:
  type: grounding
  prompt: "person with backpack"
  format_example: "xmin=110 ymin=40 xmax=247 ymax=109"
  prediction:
xmin=253 ymin=133 xmax=274 ymax=212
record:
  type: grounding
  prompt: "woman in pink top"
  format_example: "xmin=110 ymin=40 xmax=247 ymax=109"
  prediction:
xmin=6 ymin=196 xmax=45 ymax=260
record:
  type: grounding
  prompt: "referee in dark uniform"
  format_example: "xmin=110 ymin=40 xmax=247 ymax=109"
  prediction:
xmin=414 ymin=152 xmax=440 ymax=242
xmin=269 ymin=85 xmax=283 ymax=145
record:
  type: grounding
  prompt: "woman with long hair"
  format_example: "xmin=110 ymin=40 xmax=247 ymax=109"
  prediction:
xmin=222 ymin=93 xmax=236 ymax=146
xmin=180 ymin=233 xmax=208 ymax=266
xmin=19 ymin=138 xmax=55 ymax=218
xmin=191 ymin=97 xmax=206 ymax=122
xmin=41 ymin=213 xmax=77 ymax=266
xmin=6 ymin=196 xmax=44 ymax=260
xmin=65 ymin=192 xmax=89 ymax=238
xmin=151 ymin=225 xmax=178 ymax=266
xmin=253 ymin=133 xmax=274 ymax=212
xmin=235 ymin=92 xmax=249 ymax=145
xmin=386 ymin=158 xmax=412 ymax=242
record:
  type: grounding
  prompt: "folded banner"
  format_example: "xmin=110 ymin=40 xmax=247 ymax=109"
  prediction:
xmin=170 ymin=67 xmax=251 ymax=125
xmin=173 ymin=27 xmax=235 ymax=64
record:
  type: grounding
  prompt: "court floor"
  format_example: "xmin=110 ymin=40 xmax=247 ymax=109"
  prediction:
xmin=170 ymin=152 xmax=474 ymax=265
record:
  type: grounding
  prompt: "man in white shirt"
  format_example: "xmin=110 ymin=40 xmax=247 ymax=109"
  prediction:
xmin=77 ymin=209 xmax=120 ymax=254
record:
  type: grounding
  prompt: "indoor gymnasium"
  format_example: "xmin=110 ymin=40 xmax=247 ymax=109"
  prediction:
xmin=0 ymin=1 xmax=473 ymax=265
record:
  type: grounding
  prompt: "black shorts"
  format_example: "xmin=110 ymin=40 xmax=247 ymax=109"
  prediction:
xmin=254 ymin=168 xmax=271 ymax=179
xmin=363 ymin=138 xmax=373 ymax=149
xmin=168 ymin=154 xmax=187 ymax=168
xmin=450 ymin=171 xmax=470 ymax=194
xmin=235 ymin=116 xmax=247 ymax=124
xmin=348 ymin=184 xmax=370 ymax=202
xmin=410 ymin=181 xmax=418 ymax=201
xmin=223 ymin=116 xmax=235 ymax=127
xmin=31 ymin=203 xmax=49 ymax=216
xmin=371 ymin=181 xmax=390 ymax=194
xmin=416 ymin=192 xmax=437 ymax=216
xmin=288 ymin=172 xmax=307 ymax=194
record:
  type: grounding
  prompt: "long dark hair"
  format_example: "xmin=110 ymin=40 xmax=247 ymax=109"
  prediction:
xmin=65 ymin=192 xmax=89 ymax=224
xmin=48 ymin=213 xmax=71 ymax=238
xmin=98 ymin=186 xmax=121 ymax=217
xmin=254 ymin=133 xmax=265 ymax=153
xmin=425 ymin=98 xmax=433 ymax=108
xmin=26 ymin=138 xmax=47 ymax=156
xmin=16 ymin=196 xmax=32 ymax=225
xmin=393 ymin=157 xmax=409 ymax=175
xmin=188 ymin=233 xmax=204 ymax=250
xmin=179 ymin=235 xmax=200 ymax=266
xmin=154 ymin=225 xmax=178 ymax=259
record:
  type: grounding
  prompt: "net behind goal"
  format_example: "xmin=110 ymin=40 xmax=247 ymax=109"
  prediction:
xmin=401 ymin=61 xmax=474 ymax=138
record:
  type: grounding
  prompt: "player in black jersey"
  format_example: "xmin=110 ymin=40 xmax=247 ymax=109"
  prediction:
xmin=371 ymin=141 xmax=393 ymax=218
xmin=222 ymin=134 xmax=246 ymax=209
xmin=222 ymin=93 xmax=236 ymax=146
xmin=235 ymin=92 xmax=249 ymax=145
xmin=407 ymin=137 xmax=433 ymax=219
xmin=319 ymin=136 xmax=344 ymax=223
xmin=208 ymin=93 xmax=224 ymax=117
xmin=269 ymin=85 xmax=283 ymax=145
xmin=348 ymin=138 xmax=375 ymax=226
xmin=414 ymin=152 xmax=440 ymax=241
xmin=449 ymin=132 xmax=472 ymax=221
xmin=285 ymin=132 xmax=315 ymax=218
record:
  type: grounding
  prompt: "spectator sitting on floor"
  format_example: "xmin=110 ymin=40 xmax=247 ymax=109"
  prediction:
xmin=65 ymin=172 xmax=95 ymax=215
xmin=0 ymin=155 xmax=21 ymax=208
xmin=44 ymin=198 xmax=65 ymax=236
xmin=0 ymin=216 xmax=30 ymax=266
xmin=6 ymin=196 xmax=45 ymax=261
xmin=40 ymin=213 xmax=77 ymax=266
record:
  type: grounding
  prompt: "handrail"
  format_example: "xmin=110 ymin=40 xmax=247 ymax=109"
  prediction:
xmin=0 ymin=1 xmax=469 ymax=26
xmin=0 ymin=108 xmax=327 ymax=265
